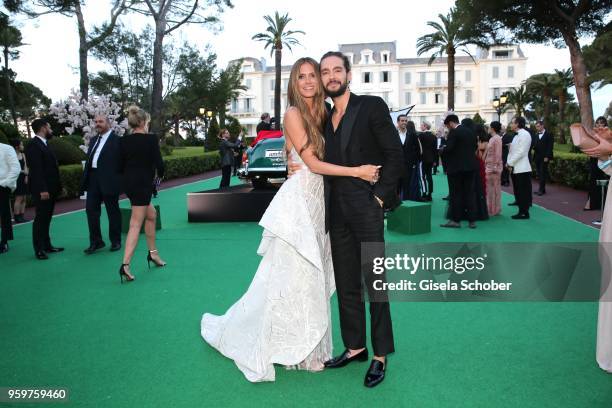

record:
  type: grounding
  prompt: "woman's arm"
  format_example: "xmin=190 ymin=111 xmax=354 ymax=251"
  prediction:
xmin=283 ymin=108 xmax=378 ymax=181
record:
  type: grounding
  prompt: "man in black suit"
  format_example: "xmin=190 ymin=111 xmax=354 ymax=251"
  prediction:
xmin=396 ymin=114 xmax=421 ymax=201
xmin=501 ymin=130 xmax=513 ymax=187
xmin=218 ymin=129 xmax=239 ymax=189
xmin=308 ymin=51 xmax=403 ymax=388
xmin=419 ymin=121 xmax=438 ymax=201
xmin=533 ymin=120 xmax=554 ymax=195
xmin=80 ymin=115 xmax=122 ymax=254
xmin=440 ymin=114 xmax=479 ymax=229
xmin=25 ymin=119 xmax=63 ymax=260
xmin=256 ymin=113 xmax=271 ymax=134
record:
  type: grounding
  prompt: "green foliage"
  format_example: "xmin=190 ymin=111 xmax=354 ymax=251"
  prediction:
xmin=472 ymin=113 xmax=485 ymax=125
xmin=226 ymin=116 xmax=243 ymax=138
xmin=582 ymin=22 xmax=612 ymax=90
xmin=61 ymin=134 xmax=84 ymax=149
xmin=0 ymin=122 xmax=21 ymax=140
xmin=0 ymin=128 xmax=7 ymax=144
xmin=159 ymin=144 xmax=174 ymax=156
xmin=58 ymin=164 xmax=84 ymax=200
xmin=204 ymin=117 xmax=220 ymax=152
xmin=547 ymin=151 xmax=590 ymax=190
xmin=47 ymin=138 xmax=86 ymax=165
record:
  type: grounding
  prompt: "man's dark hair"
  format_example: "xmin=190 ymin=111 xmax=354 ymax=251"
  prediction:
xmin=320 ymin=51 xmax=351 ymax=72
xmin=260 ymin=113 xmax=269 ymax=120
xmin=535 ymin=120 xmax=544 ymax=126
xmin=490 ymin=121 xmax=502 ymax=134
xmin=443 ymin=114 xmax=459 ymax=125
xmin=31 ymin=118 xmax=48 ymax=134
xmin=397 ymin=114 xmax=407 ymax=122
xmin=513 ymin=116 xmax=526 ymax=129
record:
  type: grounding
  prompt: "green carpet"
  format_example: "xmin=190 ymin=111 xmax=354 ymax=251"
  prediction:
xmin=1 ymin=174 xmax=610 ymax=408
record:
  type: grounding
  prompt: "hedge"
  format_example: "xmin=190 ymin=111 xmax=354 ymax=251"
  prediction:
xmin=56 ymin=151 xmax=221 ymax=200
xmin=546 ymin=151 xmax=590 ymax=190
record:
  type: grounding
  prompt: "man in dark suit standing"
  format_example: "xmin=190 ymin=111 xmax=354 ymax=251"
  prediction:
xmin=419 ymin=121 xmax=438 ymax=201
xmin=256 ymin=113 xmax=271 ymax=134
xmin=80 ymin=115 xmax=122 ymax=254
xmin=25 ymin=119 xmax=63 ymax=260
xmin=396 ymin=114 xmax=420 ymax=201
xmin=533 ymin=120 xmax=554 ymax=196
xmin=309 ymin=51 xmax=403 ymax=388
xmin=440 ymin=114 xmax=479 ymax=229
xmin=218 ymin=129 xmax=238 ymax=189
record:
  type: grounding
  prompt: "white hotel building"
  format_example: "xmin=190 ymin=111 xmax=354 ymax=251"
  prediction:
xmin=229 ymin=42 xmax=527 ymax=136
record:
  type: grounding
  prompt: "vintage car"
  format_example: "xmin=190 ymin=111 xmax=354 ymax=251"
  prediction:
xmin=237 ymin=130 xmax=287 ymax=189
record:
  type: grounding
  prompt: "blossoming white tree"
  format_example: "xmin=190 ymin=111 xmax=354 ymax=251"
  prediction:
xmin=50 ymin=91 xmax=128 ymax=152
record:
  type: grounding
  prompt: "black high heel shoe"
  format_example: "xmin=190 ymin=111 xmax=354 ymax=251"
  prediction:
xmin=119 ymin=264 xmax=135 ymax=283
xmin=147 ymin=249 xmax=167 ymax=269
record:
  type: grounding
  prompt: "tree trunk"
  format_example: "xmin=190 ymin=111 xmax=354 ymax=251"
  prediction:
xmin=447 ymin=47 xmax=455 ymax=111
xmin=558 ymin=92 xmax=567 ymax=144
xmin=74 ymin=1 xmax=89 ymax=100
xmin=543 ymin=90 xmax=551 ymax=129
xmin=174 ymin=114 xmax=180 ymax=140
xmin=25 ymin=117 xmax=31 ymax=138
xmin=3 ymin=47 xmax=17 ymax=128
xmin=150 ymin=20 xmax=166 ymax=137
xmin=562 ymin=31 xmax=594 ymax=129
xmin=274 ymin=47 xmax=281 ymax=130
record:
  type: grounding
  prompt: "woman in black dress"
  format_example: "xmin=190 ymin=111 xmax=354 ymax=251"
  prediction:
xmin=10 ymin=139 xmax=28 ymax=223
xmin=118 ymin=105 xmax=165 ymax=283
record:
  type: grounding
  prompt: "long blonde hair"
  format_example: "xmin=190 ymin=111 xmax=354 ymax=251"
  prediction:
xmin=287 ymin=57 xmax=327 ymax=159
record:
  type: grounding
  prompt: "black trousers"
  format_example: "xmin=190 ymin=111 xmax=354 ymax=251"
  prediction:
xmin=220 ymin=165 xmax=232 ymax=188
xmin=0 ymin=186 xmax=13 ymax=244
xmin=512 ymin=172 xmax=532 ymax=215
xmin=422 ymin=162 xmax=434 ymax=196
xmin=447 ymin=171 xmax=477 ymax=223
xmin=398 ymin=166 xmax=413 ymax=201
xmin=535 ymin=159 xmax=549 ymax=193
xmin=329 ymin=186 xmax=394 ymax=356
xmin=233 ymin=155 xmax=241 ymax=175
xmin=86 ymin=170 xmax=121 ymax=246
xmin=32 ymin=193 xmax=56 ymax=253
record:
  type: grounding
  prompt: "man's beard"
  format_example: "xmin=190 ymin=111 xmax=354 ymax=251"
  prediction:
xmin=324 ymin=79 xmax=349 ymax=98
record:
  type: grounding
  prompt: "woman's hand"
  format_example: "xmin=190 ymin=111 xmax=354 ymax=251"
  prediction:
xmin=354 ymin=165 xmax=381 ymax=183
xmin=583 ymin=130 xmax=612 ymax=158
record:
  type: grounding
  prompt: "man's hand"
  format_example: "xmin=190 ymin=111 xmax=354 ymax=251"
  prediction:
xmin=286 ymin=157 xmax=303 ymax=178
xmin=40 ymin=192 xmax=50 ymax=200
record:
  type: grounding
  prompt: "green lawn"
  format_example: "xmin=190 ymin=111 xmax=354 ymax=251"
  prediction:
xmin=167 ymin=146 xmax=209 ymax=158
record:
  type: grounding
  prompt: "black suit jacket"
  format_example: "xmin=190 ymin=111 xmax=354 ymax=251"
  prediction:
xmin=24 ymin=137 xmax=61 ymax=196
xmin=442 ymin=124 xmax=479 ymax=174
xmin=533 ymin=130 xmax=554 ymax=162
xmin=401 ymin=130 xmax=421 ymax=168
xmin=324 ymin=93 xmax=404 ymax=229
xmin=80 ymin=131 xmax=121 ymax=196
xmin=419 ymin=131 xmax=438 ymax=165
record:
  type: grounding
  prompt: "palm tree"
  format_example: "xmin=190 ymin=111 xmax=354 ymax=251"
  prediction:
xmin=0 ymin=18 xmax=24 ymax=128
xmin=551 ymin=68 xmax=574 ymax=144
xmin=503 ymin=85 xmax=529 ymax=118
xmin=252 ymin=12 xmax=304 ymax=130
xmin=416 ymin=7 xmax=487 ymax=110
xmin=525 ymin=73 xmax=555 ymax=129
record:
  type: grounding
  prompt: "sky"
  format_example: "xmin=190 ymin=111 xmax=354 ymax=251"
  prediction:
xmin=4 ymin=0 xmax=611 ymax=116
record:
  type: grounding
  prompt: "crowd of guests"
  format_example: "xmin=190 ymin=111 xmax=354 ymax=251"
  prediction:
xmin=0 ymin=106 xmax=167 ymax=284
xmin=395 ymin=113 xmax=562 ymax=228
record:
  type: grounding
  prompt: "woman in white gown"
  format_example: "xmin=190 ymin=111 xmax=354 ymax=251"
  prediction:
xmin=580 ymin=118 xmax=612 ymax=373
xmin=201 ymin=57 xmax=381 ymax=382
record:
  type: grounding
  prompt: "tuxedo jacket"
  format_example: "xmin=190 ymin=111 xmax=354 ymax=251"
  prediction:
xmin=219 ymin=139 xmax=239 ymax=167
xmin=533 ymin=130 xmax=554 ymax=162
xmin=24 ymin=137 xmax=61 ymax=196
xmin=418 ymin=131 xmax=438 ymax=165
xmin=402 ymin=130 xmax=421 ymax=168
xmin=80 ymin=131 xmax=121 ymax=196
xmin=442 ymin=124 xmax=479 ymax=174
xmin=324 ymin=93 xmax=404 ymax=228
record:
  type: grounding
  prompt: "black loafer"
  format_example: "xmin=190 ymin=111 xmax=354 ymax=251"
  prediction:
xmin=35 ymin=251 xmax=49 ymax=260
xmin=324 ymin=348 xmax=369 ymax=368
xmin=0 ymin=243 xmax=8 ymax=254
xmin=364 ymin=359 xmax=386 ymax=388
xmin=84 ymin=242 xmax=105 ymax=254
xmin=45 ymin=246 xmax=64 ymax=253
xmin=511 ymin=213 xmax=530 ymax=220
xmin=110 ymin=243 xmax=121 ymax=252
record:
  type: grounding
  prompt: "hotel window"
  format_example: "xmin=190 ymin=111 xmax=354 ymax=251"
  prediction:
xmin=493 ymin=50 xmax=512 ymax=59
xmin=361 ymin=50 xmax=373 ymax=65
xmin=405 ymin=92 xmax=412 ymax=105
xmin=404 ymin=72 xmax=411 ymax=84
xmin=269 ymin=99 xmax=274 ymax=110
xmin=492 ymin=66 xmax=499 ymax=79
xmin=231 ymin=99 xmax=238 ymax=112
xmin=270 ymin=79 xmax=275 ymax=91
xmin=282 ymin=79 xmax=289 ymax=91
xmin=345 ymin=53 xmax=353 ymax=65
xmin=364 ymin=72 xmax=372 ymax=83
xmin=435 ymin=71 xmax=442 ymax=85
xmin=434 ymin=93 xmax=444 ymax=104
xmin=508 ymin=66 xmax=515 ymax=78
xmin=465 ymin=89 xmax=473 ymax=103
xmin=381 ymin=51 xmax=390 ymax=64
xmin=465 ymin=70 xmax=472 ymax=82
xmin=244 ymin=98 xmax=252 ymax=111
xmin=245 ymin=79 xmax=252 ymax=89
xmin=493 ymin=87 xmax=501 ymax=99
xmin=419 ymin=72 xmax=426 ymax=85
xmin=420 ymin=92 xmax=426 ymax=104
xmin=381 ymin=71 xmax=390 ymax=83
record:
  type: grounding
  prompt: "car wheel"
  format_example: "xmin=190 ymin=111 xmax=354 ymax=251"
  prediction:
xmin=252 ymin=177 xmax=269 ymax=189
